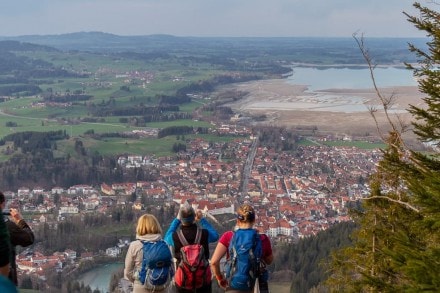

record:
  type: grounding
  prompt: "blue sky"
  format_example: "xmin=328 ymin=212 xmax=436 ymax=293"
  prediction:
xmin=0 ymin=0 xmax=429 ymax=37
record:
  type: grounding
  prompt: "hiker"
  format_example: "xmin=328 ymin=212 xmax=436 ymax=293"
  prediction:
xmin=0 ymin=212 xmax=17 ymax=293
xmin=164 ymin=204 xmax=219 ymax=293
xmin=210 ymin=204 xmax=274 ymax=293
xmin=0 ymin=210 xmax=10 ymax=278
xmin=0 ymin=192 xmax=35 ymax=286
xmin=124 ymin=213 xmax=174 ymax=293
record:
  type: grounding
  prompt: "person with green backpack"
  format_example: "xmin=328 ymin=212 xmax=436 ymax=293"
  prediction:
xmin=210 ymin=204 xmax=273 ymax=293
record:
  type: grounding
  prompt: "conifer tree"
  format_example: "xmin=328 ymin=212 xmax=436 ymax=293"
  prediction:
xmin=327 ymin=2 xmax=440 ymax=292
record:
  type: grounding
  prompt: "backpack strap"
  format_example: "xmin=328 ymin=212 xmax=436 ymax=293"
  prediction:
xmin=194 ymin=228 xmax=202 ymax=245
xmin=176 ymin=227 xmax=202 ymax=247
xmin=177 ymin=229 xmax=189 ymax=246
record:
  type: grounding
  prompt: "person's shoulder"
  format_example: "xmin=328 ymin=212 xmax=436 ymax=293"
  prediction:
xmin=4 ymin=219 xmax=17 ymax=229
xmin=221 ymin=230 xmax=234 ymax=239
xmin=129 ymin=239 xmax=143 ymax=249
xmin=200 ymin=228 xmax=209 ymax=241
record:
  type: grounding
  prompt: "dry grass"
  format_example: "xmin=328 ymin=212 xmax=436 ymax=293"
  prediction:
xmin=269 ymin=281 xmax=291 ymax=293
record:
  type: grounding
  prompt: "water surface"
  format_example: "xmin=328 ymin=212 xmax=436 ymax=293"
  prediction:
xmin=287 ymin=66 xmax=416 ymax=91
xmin=77 ymin=262 xmax=123 ymax=292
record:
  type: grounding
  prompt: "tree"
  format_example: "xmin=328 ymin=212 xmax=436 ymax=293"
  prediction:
xmin=327 ymin=3 xmax=440 ymax=292
xmin=20 ymin=276 xmax=33 ymax=289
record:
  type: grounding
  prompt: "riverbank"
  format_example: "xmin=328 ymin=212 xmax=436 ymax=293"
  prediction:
xmin=78 ymin=262 xmax=123 ymax=292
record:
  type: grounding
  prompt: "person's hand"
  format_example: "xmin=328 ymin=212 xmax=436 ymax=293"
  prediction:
xmin=195 ymin=210 xmax=203 ymax=221
xmin=9 ymin=208 xmax=23 ymax=224
xmin=217 ymin=276 xmax=228 ymax=289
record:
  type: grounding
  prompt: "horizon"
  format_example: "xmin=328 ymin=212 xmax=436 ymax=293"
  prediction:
xmin=0 ymin=31 xmax=428 ymax=40
xmin=0 ymin=0 xmax=429 ymax=38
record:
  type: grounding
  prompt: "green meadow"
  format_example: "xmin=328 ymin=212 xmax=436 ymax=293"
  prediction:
xmin=297 ymin=138 xmax=385 ymax=150
xmin=1 ymin=44 xmax=387 ymax=161
xmin=0 ymin=48 xmax=227 ymax=159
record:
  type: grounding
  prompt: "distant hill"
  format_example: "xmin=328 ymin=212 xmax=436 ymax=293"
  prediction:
xmin=0 ymin=40 xmax=58 ymax=53
xmin=0 ymin=32 xmax=428 ymax=64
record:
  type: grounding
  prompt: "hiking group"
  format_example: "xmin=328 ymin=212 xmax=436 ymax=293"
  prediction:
xmin=124 ymin=203 xmax=274 ymax=293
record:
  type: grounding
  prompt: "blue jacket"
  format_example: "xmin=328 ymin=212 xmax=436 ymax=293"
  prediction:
xmin=164 ymin=217 xmax=219 ymax=247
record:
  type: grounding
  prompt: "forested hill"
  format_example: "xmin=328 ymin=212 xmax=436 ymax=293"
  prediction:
xmin=0 ymin=32 xmax=428 ymax=64
xmin=271 ymin=221 xmax=356 ymax=293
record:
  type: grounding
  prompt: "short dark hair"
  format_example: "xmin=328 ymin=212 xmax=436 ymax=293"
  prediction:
xmin=0 ymin=192 xmax=4 ymax=205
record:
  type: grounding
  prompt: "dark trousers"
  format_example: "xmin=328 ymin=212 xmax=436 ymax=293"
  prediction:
xmin=177 ymin=282 xmax=212 ymax=293
xmin=259 ymin=279 xmax=269 ymax=293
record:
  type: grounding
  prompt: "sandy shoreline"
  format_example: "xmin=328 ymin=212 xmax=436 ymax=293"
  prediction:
xmin=219 ymin=78 xmax=424 ymax=137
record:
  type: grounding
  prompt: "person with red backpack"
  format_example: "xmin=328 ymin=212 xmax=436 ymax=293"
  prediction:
xmin=210 ymin=204 xmax=274 ymax=293
xmin=164 ymin=204 xmax=219 ymax=293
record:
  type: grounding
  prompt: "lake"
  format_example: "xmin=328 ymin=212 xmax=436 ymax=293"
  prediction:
xmin=77 ymin=262 xmax=123 ymax=292
xmin=287 ymin=66 xmax=417 ymax=91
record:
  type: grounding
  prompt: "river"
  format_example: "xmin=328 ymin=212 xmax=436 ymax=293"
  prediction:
xmin=77 ymin=262 xmax=124 ymax=293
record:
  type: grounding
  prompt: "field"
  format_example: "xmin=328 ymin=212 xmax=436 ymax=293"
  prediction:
xmin=0 ymin=37 xmax=425 ymax=160
xmin=0 ymin=47 xmax=228 ymax=158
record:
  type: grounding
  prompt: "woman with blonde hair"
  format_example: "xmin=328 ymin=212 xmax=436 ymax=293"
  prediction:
xmin=124 ymin=214 xmax=173 ymax=293
xmin=210 ymin=204 xmax=274 ymax=293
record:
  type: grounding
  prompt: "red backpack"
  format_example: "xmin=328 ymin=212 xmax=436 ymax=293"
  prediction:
xmin=174 ymin=228 xmax=212 ymax=290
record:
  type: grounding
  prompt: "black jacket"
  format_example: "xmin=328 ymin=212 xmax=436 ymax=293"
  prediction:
xmin=0 ymin=214 xmax=10 ymax=268
xmin=5 ymin=218 xmax=34 ymax=285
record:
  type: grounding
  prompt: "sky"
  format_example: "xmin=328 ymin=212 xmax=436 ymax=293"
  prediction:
xmin=0 ymin=0 xmax=431 ymax=38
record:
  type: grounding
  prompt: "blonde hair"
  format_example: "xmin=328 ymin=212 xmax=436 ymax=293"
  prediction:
xmin=136 ymin=214 xmax=162 ymax=236
xmin=237 ymin=204 xmax=256 ymax=224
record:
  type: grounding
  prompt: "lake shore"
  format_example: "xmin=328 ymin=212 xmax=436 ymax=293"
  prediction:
xmin=220 ymin=78 xmax=423 ymax=138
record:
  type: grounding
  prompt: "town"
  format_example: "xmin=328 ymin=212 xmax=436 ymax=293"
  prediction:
xmin=2 ymin=126 xmax=382 ymax=285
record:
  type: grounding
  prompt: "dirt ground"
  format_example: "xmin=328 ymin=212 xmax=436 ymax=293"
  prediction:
xmin=219 ymin=79 xmax=424 ymax=139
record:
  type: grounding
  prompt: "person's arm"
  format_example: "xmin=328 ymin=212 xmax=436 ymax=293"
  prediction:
xmin=263 ymin=252 xmax=274 ymax=265
xmin=198 ymin=217 xmax=219 ymax=243
xmin=124 ymin=242 xmax=136 ymax=282
xmin=0 ymin=213 xmax=10 ymax=277
xmin=8 ymin=209 xmax=34 ymax=247
xmin=164 ymin=218 xmax=181 ymax=246
xmin=210 ymin=242 xmax=228 ymax=289
xmin=261 ymin=234 xmax=274 ymax=265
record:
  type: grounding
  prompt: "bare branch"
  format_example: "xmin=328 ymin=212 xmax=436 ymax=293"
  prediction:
xmin=361 ymin=196 xmax=420 ymax=213
xmin=367 ymin=105 xmax=387 ymax=142
xmin=353 ymin=33 xmax=409 ymax=150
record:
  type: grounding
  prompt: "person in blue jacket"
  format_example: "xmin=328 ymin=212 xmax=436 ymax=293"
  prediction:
xmin=164 ymin=203 xmax=219 ymax=292
xmin=164 ymin=204 xmax=219 ymax=247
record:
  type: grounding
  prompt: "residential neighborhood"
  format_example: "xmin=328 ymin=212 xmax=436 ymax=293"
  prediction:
xmin=2 ymin=131 xmax=382 ymax=284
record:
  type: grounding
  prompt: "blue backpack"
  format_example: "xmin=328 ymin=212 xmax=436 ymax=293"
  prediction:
xmin=138 ymin=240 xmax=174 ymax=290
xmin=224 ymin=229 xmax=262 ymax=291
